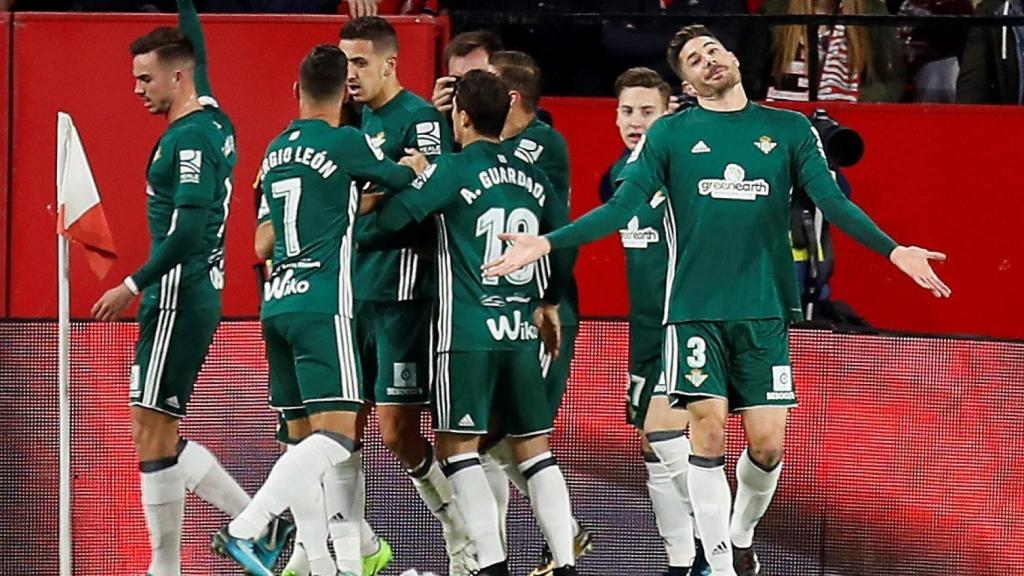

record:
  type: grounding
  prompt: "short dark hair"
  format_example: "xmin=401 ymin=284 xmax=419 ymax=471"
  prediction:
xmin=130 ymin=27 xmax=195 ymax=65
xmin=489 ymin=50 xmax=540 ymax=78
xmin=340 ymin=16 xmax=399 ymax=54
xmin=443 ymin=30 xmax=503 ymax=66
xmin=667 ymin=24 xmax=719 ymax=79
xmin=453 ymin=69 xmax=510 ymax=139
xmin=491 ymin=62 xmax=541 ymax=112
xmin=299 ymin=44 xmax=348 ymax=102
xmin=614 ymin=67 xmax=671 ymax=106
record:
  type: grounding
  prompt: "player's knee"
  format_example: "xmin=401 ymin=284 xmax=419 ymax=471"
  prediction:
xmin=747 ymin=442 xmax=784 ymax=469
xmin=131 ymin=415 xmax=175 ymax=457
xmin=688 ymin=415 xmax=727 ymax=456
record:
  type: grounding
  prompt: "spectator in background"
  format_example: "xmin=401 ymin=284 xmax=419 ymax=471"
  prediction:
xmin=957 ymin=0 xmax=1023 ymax=104
xmin=745 ymin=0 xmax=906 ymax=102
xmin=900 ymin=0 xmax=973 ymax=102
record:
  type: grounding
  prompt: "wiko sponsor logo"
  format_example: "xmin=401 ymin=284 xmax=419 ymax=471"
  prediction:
xmin=485 ymin=310 xmax=539 ymax=342
xmin=263 ymin=268 xmax=310 ymax=301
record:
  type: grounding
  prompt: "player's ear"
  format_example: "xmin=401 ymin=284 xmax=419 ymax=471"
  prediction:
xmin=682 ymin=81 xmax=697 ymax=98
xmin=293 ymin=82 xmax=300 ymax=103
xmin=384 ymin=55 xmax=397 ymax=77
xmin=508 ymin=90 xmax=521 ymax=108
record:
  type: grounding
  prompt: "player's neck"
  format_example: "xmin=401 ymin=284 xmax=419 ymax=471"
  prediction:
xmin=299 ymin=103 xmax=341 ymax=127
xmin=501 ymin=106 xmax=534 ymax=140
xmin=697 ymin=82 xmax=749 ymax=113
xmin=460 ymin=131 xmax=499 ymax=148
xmin=367 ymin=80 xmax=403 ymax=110
xmin=167 ymin=91 xmax=203 ymax=124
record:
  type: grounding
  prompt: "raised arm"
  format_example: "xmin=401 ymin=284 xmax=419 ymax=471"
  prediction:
xmin=177 ymin=0 xmax=213 ymax=99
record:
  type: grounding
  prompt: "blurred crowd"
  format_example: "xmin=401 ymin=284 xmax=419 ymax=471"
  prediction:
xmin=4 ymin=0 xmax=1022 ymax=104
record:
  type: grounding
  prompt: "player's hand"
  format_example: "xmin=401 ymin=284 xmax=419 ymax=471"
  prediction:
xmin=482 ymin=234 xmax=551 ymax=278
xmin=91 ymin=283 xmax=137 ymax=322
xmin=348 ymin=0 xmax=379 ymax=17
xmin=432 ymin=77 xmax=456 ymax=113
xmin=534 ymin=303 xmax=562 ymax=359
xmin=400 ymin=149 xmax=429 ymax=175
xmin=889 ymin=245 xmax=951 ymax=298
xmin=360 ymin=192 xmax=385 ymax=215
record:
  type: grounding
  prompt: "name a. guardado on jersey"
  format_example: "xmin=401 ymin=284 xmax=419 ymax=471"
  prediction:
xmin=485 ymin=309 xmax=540 ymax=342
xmin=258 ymin=146 xmax=339 ymax=181
xmin=698 ymin=164 xmax=770 ymax=201
xmin=466 ymin=166 xmax=547 ymax=206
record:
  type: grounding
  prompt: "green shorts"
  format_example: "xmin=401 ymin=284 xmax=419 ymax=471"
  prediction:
xmin=354 ymin=300 xmax=430 ymax=406
xmin=433 ymin=349 xmax=553 ymax=437
xmin=541 ymin=322 xmax=578 ymax=415
xmin=263 ymin=313 xmax=363 ymax=419
xmin=626 ymin=356 xmax=668 ymax=430
xmin=663 ymin=319 xmax=797 ymax=411
xmin=129 ymin=302 xmax=219 ymax=418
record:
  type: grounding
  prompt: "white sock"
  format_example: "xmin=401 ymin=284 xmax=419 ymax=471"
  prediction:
xmin=644 ymin=451 xmax=695 ymax=568
xmin=490 ymin=439 xmax=529 ymax=496
xmin=481 ymin=452 xmax=509 ymax=545
xmin=730 ymin=448 xmax=782 ymax=549
xmin=351 ymin=449 xmax=381 ymax=557
xmin=521 ymin=452 xmax=575 ymax=567
xmin=140 ymin=460 xmax=185 ymax=576
xmin=230 ymin=431 xmax=354 ymax=572
xmin=326 ymin=455 xmax=362 ymax=573
xmin=688 ymin=456 xmax=736 ymax=576
xmin=443 ymin=452 xmax=505 ymax=567
xmin=283 ymin=542 xmax=310 ymax=576
xmin=409 ymin=447 xmax=468 ymax=550
xmin=177 ymin=439 xmax=250 ymax=518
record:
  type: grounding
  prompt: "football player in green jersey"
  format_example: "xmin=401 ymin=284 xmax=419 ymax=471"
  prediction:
xmin=484 ymin=25 xmax=950 ymax=576
xmin=214 ymin=45 xmax=425 ymax=576
xmin=486 ymin=54 xmax=591 ymax=576
xmin=251 ymin=83 xmax=395 ymax=576
xmin=362 ymin=68 xmax=579 ymax=576
xmin=608 ymin=67 xmax=705 ymax=576
xmin=339 ymin=16 xmax=472 ymax=574
xmin=91 ymin=3 xmax=298 ymax=575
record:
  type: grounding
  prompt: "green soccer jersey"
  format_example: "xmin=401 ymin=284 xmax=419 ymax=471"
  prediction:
xmin=504 ymin=116 xmax=579 ymax=326
xmin=134 ymin=0 xmax=235 ymax=310
xmin=257 ymin=120 xmax=416 ymax=320
xmin=609 ymin=151 xmax=668 ymax=365
xmin=355 ymin=89 xmax=452 ymax=302
xmin=374 ymin=140 xmax=572 ymax=352
xmin=548 ymin=102 xmax=898 ymax=324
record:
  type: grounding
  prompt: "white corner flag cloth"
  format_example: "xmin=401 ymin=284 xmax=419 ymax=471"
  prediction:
xmin=56 ymin=111 xmax=117 ymax=278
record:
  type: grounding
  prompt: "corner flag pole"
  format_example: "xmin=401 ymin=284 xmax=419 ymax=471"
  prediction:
xmin=57 ymin=222 xmax=72 ymax=576
xmin=56 ymin=113 xmax=73 ymax=576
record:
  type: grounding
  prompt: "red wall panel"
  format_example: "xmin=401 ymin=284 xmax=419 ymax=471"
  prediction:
xmin=543 ymin=97 xmax=1024 ymax=340
xmin=0 ymin=13 xmax=9 ymax=317
xmin=7 ymin=13 xmax=441 ymax=319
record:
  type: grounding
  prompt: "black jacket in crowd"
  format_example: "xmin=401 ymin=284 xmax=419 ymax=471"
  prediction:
xmin=957 ymin=0 xmax=1022 ymax=104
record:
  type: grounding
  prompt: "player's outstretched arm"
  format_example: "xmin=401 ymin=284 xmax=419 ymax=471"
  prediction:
xmin=482 ymin=178 xmax=647 ymax=278
xmin=177 ymin=0 xmax=213 ymax=99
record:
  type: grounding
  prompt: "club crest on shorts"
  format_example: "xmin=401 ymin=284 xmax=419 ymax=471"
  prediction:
xmin=685 ymin=368 xmax=708 ymax=387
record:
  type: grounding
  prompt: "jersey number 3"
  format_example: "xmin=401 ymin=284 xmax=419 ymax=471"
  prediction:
xmin=476 ymin=207 xmax=539 ymax=286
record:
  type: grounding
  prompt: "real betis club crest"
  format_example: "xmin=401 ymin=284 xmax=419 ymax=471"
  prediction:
xmin=686 ymin=369 xmax=708 ymax=387
xmin=754 ymin=135 xmax=777 ymax=155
